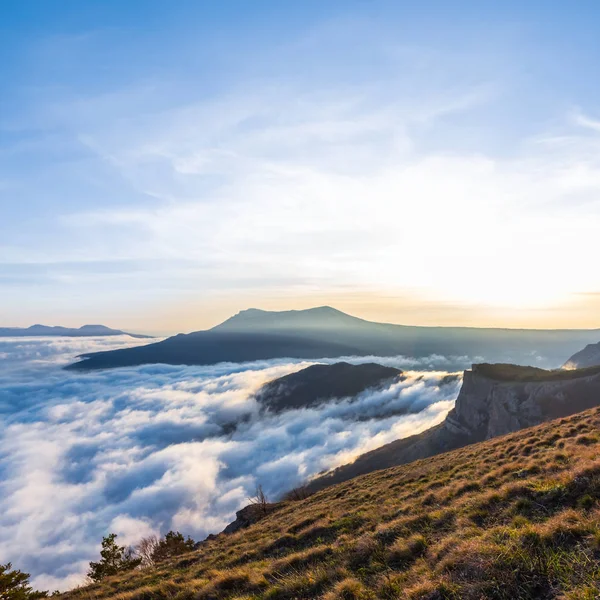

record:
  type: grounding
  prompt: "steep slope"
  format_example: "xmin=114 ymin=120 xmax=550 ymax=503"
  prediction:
xmin=0 ymin=324 xmax=151 ymax=338
xmin=66 ymin=306 xmax=600 ymax=370
xmin=564 ymin=341 xmax=600 ymax=369
xmin=307 ymin=363 xmax=600 ymax=492
xmin=255 ymin=362 xmax=403 ymax=412
xmin=61 ymin=406 xmax=600 ymax=600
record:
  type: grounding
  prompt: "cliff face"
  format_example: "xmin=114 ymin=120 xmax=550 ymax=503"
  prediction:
xmin=564 ymin=342 xmax=600 ymax=370
xmin=306 ymin=364 xmax=600 ymax=493
xmin=447 ymin=364 xmax=600 ymax=440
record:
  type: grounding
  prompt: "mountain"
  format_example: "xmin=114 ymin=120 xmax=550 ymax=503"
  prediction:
xmin=61 ymin=405 xmax=600 ymax=600
xmin=0 ymin=324 xmax=151 ymax=338
xmin=255 ymin=362 xmax=403 ymax=412
xmin=564 ymin=341 xmax=600 ymax=369
xmin=66 ymin=306 xmax=600 ymax=370
xmin=306 ymin=362 xmax=600 ymax=493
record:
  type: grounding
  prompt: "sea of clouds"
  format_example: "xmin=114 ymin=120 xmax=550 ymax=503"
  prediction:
xmin=0 ymin=337 xmax=469 ymax=591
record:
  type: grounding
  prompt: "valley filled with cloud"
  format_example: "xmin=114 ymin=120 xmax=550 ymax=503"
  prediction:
xmin=0 ymin=337 xmax=464 ymax=591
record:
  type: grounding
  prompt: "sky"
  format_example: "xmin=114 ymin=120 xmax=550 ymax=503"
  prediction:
xmin=2 ymin=1 xmax=600 ymax=334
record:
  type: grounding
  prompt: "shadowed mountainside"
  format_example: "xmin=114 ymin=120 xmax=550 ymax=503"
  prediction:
xmin=61 ymin=405 xmax=600 ymax=600
xmin=255 ymin=362 xmax=403 ymax=412
xmin=67 ymin=306 xmax=600 ymax=370
xmin=306 ymin=363 xmax=600 ymax=493
xmin=0 ymin=324 xmax=151 ymax=338
xmin=564 ymin=341 xmax=600 ymax=370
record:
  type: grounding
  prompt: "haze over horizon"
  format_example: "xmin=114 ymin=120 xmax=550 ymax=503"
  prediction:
xmin=6 ymin=303 xmax=600 ymax=339
xmin=3 ymin=1 xmax=600 ymax=332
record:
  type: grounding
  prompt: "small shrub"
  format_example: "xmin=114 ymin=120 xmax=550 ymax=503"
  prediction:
xmin=577 ymin=494 xmax=595 ymax=510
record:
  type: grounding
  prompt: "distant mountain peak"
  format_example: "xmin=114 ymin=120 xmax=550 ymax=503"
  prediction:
xmin=213 ymin=306 xmax=365 ymax=332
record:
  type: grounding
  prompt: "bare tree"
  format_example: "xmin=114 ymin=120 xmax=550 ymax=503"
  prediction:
xmin=135 ymin=535 xmax=160 ymax=568
xmin=248 ymin=484 xmax=269 ymax=514
xmin=283 ymin=485 xmax=312 ymax=502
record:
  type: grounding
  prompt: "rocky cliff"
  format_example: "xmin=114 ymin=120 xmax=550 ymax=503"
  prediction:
xmin=305 ymin=363 xmax=600 ymax=492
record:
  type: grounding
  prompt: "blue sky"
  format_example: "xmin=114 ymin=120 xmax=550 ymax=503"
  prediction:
xmin=2 ymin=1 xmax=600 ymax=333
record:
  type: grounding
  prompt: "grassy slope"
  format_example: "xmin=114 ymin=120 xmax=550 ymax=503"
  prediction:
xmin=63 ymin=407 xmax=600 ymax=600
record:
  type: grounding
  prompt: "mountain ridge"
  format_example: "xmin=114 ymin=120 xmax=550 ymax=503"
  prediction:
xmin=0 ymin=324 xmax=152 ymax=338
xmin=255 ymin=362 xmax=403 ymax=412
xmin=66 ymin=306 xmax=600 ymax=370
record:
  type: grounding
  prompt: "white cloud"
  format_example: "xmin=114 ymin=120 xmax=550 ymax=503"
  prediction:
xmin=43 ymin=87 xmax=600 ymax=318
xmin=571 ymin=108 xmax=600 ymax=133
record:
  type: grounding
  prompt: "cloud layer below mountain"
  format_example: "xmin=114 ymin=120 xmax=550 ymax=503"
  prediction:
xmin=0 ymin=337 xmax=464 ymax=591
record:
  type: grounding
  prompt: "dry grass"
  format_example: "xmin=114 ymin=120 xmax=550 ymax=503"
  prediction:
xmin=62 ymin=406 xmax=600 ymax=600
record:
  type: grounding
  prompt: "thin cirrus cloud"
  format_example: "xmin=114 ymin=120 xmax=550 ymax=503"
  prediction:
xmin=0 ymin=336 xmax=465 ymax=591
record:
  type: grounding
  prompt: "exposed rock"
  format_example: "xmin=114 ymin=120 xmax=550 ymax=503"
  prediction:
xmin=221 ymin=502 xmax=285 ymax=534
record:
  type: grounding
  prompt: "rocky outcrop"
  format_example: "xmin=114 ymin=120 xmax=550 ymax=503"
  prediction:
xmin=221 ymin=502 xmax=285 ymax=534
xmin=564 ymin=342 xmax=600 ymax=370
xmin=305 ymin=363 xmax=600 ymax=493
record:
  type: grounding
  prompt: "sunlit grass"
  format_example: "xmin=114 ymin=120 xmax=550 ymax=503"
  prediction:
xmin=62 ymin=406 xmax=600 ymax=600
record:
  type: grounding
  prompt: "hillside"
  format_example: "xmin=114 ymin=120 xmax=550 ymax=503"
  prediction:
xmin=255 ymin=362 xmax=403 ymax=412
xmin=62 ymin=406 xmax=600 ymax=600
xmin=0 ymin=324 xmax=151 ymax=338
xmin=564 ymin=342 xmax=600 ymax=370
xmin=66 ymin=306 xmax=600 ymax=370
xmin=307 ymin=363 xmax=600 ymax=492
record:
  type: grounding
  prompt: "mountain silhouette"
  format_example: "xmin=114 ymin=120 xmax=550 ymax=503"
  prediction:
xmin=66 ymin=306 xmax=600 ymax=370
xmin=255 ymin=361 xmax=403 ymax=412
xmin=0 ymin=324 xmax=151 ymax=338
